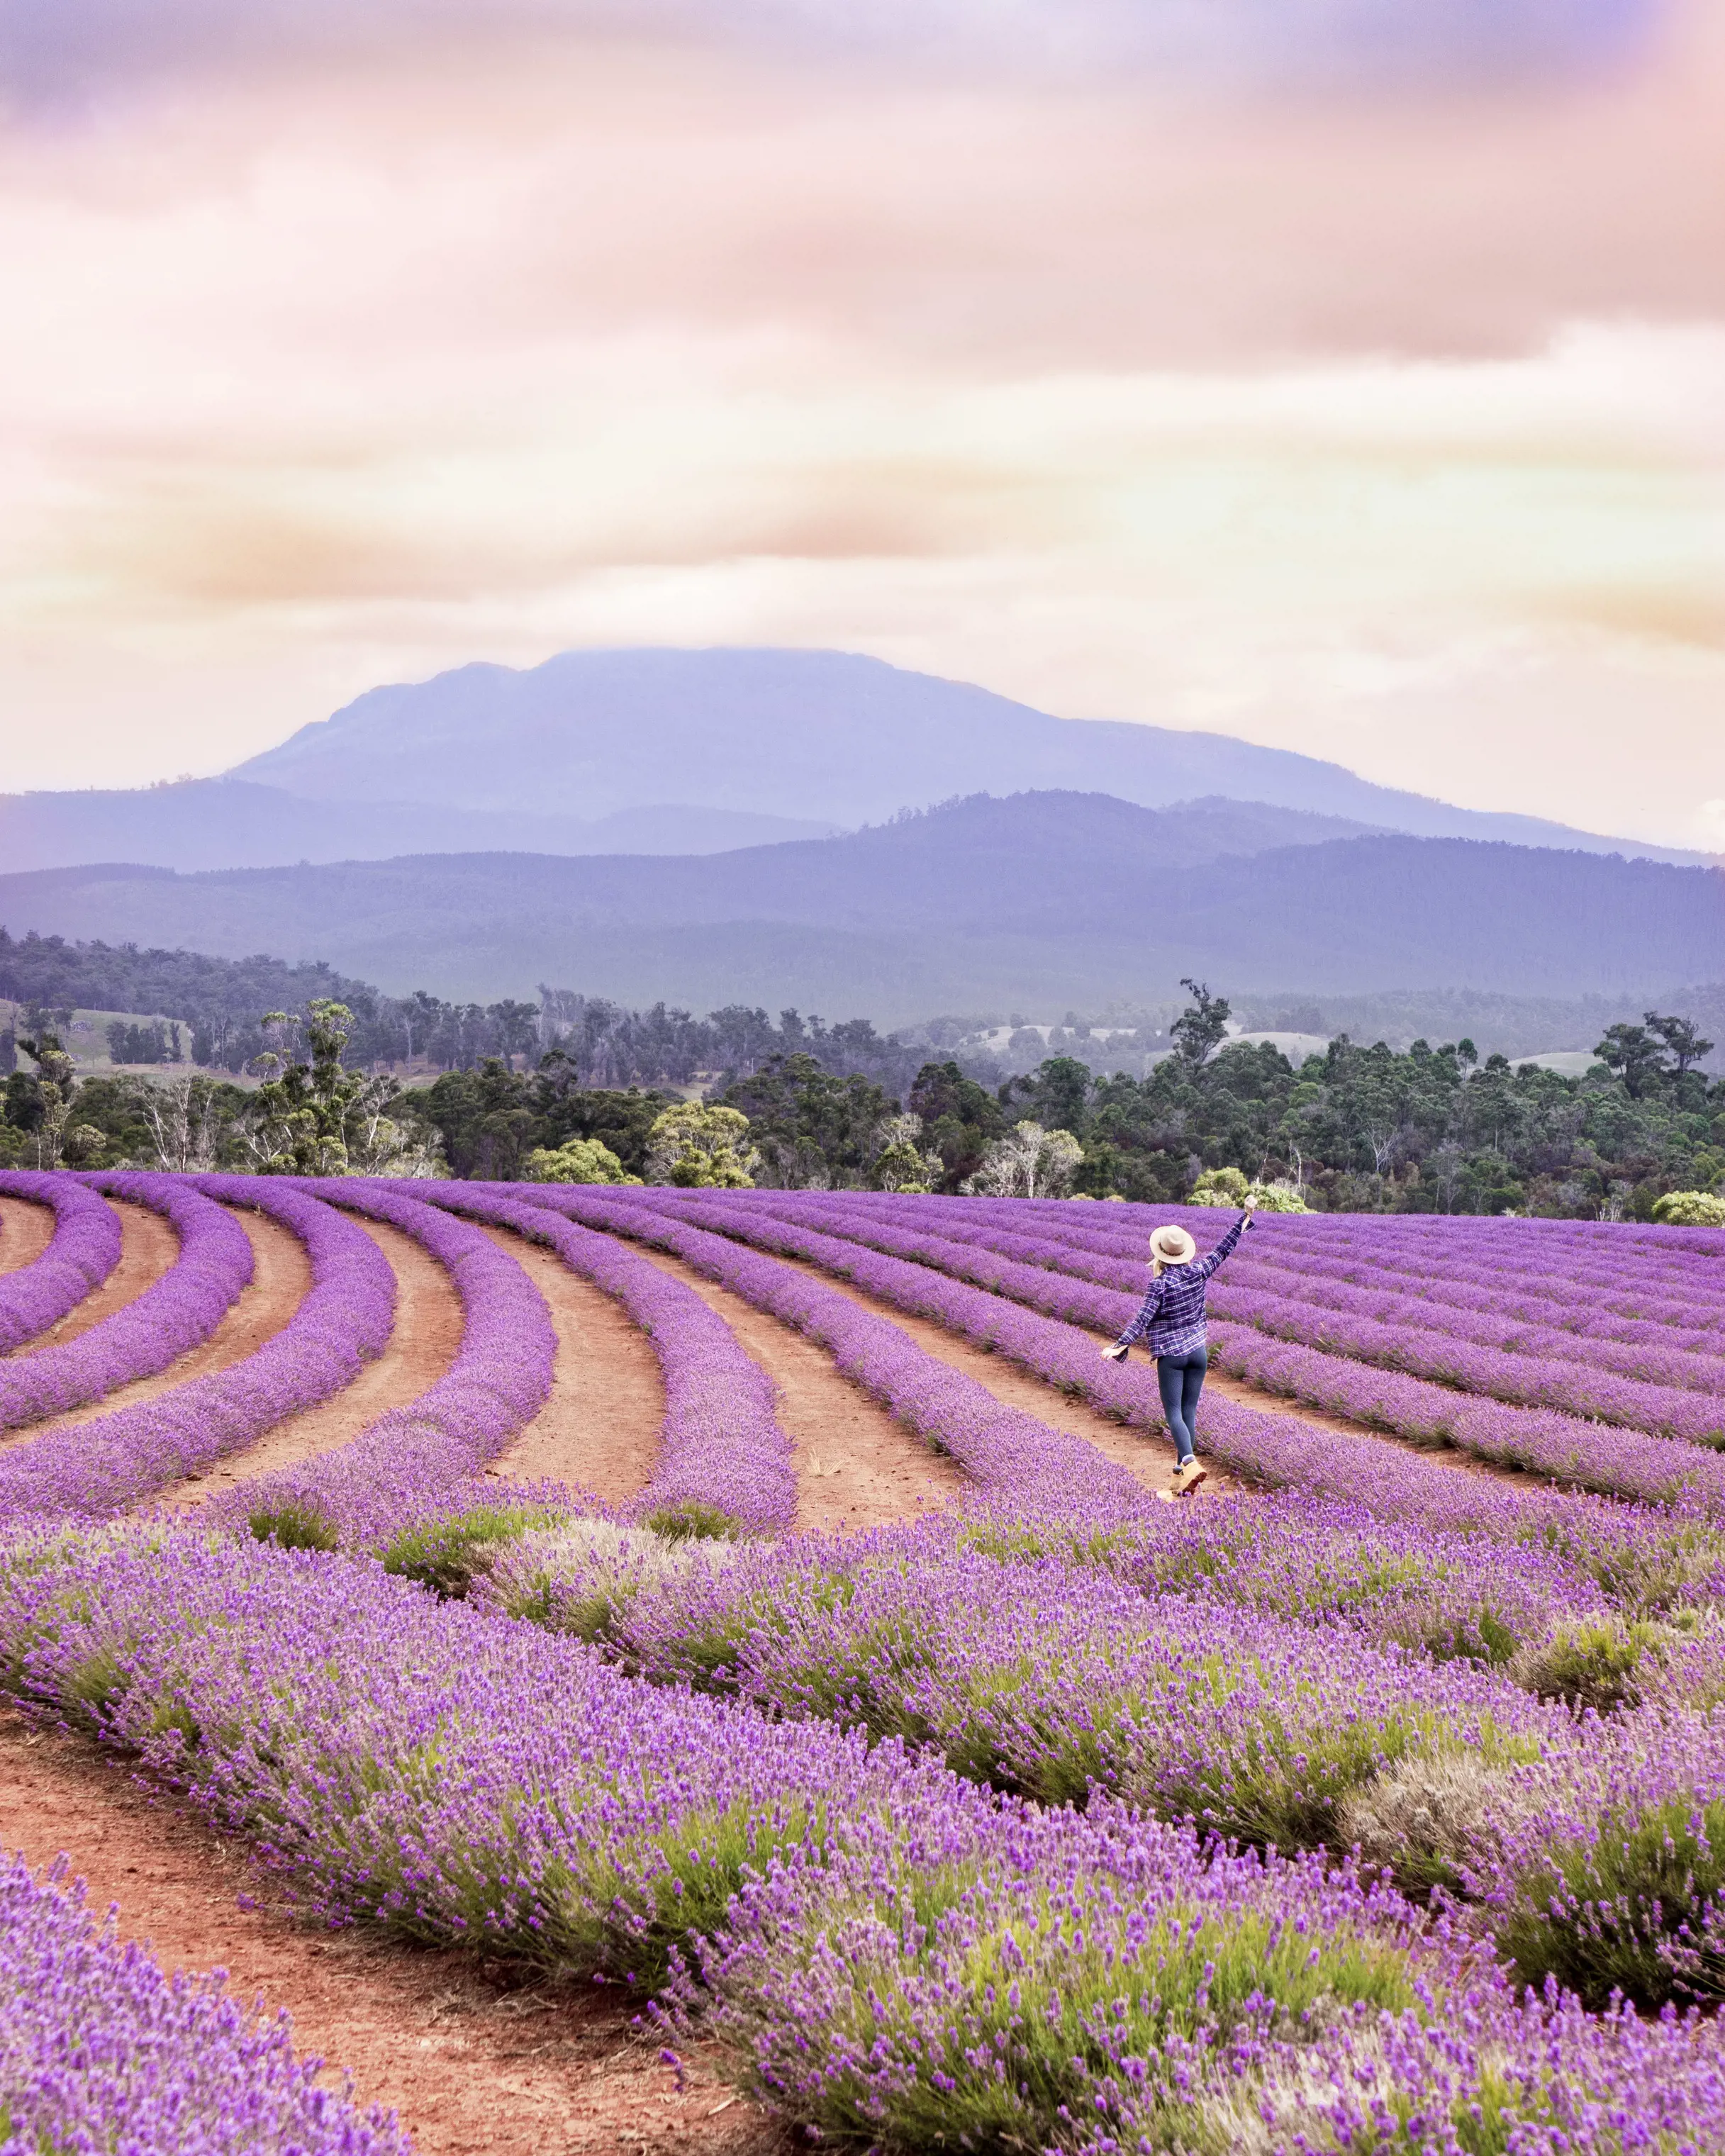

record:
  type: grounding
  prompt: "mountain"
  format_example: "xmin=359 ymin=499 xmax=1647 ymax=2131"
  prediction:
xmin=1 ymin=792 xmax=1718 ymax=1020
xmin=0 ymin=781 xmax=836 ymax=874
xmin=233 ymin=647 xmax=1710 ymax=865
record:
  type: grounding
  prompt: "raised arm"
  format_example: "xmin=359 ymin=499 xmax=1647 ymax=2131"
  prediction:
xmin=1193 ymin=1212 xmax=1250 ymax=1281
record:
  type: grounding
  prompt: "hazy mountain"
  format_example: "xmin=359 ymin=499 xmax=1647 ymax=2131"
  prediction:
xmin=233 ymin=647 xmax=1710 ymax=865
xmin=0 ymin=781 xmax=836 ymax=874
xmin=1 ymin=792 xmax=1717 ymax=1020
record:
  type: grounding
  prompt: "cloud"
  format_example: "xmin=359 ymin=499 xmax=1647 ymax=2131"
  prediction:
xmin=0 ymin=0 xmax=1659 ymax=103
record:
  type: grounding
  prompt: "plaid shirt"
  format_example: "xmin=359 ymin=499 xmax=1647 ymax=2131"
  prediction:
xmin=1113 ymin=1216 xmax=1248 ymax=1359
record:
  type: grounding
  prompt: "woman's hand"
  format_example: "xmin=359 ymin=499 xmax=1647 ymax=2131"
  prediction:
xmin=1101 ymin=1342 xmax=1129 ymax=1362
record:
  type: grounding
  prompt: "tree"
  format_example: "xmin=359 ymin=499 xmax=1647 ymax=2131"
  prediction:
xmin=242 ymin=1000 xmax=433 ymax=1175
xmin=870 ymin=1112 xmax=942 ymax=1194
xmin=908 ymin=1061 xmax=1007 ymax=1192
xmin=1593 ymin=1022 xmax=1668 ymax=1101
xmin=1002 ymin=1056 xmax=1092 ymax=1142
xmin=718 ymin=1054 xmax=893 ymax=1189
xmin=1191 ymin=1166 xmax=1249 ymax=1206
xmin=1651 ymin=1190 xmax=1725 ymax=1227
xmin=962 ymin=1120 xmax=1083 ymax=1200
xmin=14 ymin=1032 xmax=87 ymax=1169
xmin=1171 ymin=980 xmax=1232 ymax=1071
xmin=1646 ymin=1012 xmax=1715 ymax=1077
xmin=644 ymin=1102 xmax=760 ymax=1188
xmin=522 ymin=1136 xmax=641 ymax=1185
xmin=131 ymin=1074 xmax=222 ymax=1173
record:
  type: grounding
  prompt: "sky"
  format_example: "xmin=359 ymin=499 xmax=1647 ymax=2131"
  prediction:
xmin=1 ymin=0 xmax=1722 ymax=848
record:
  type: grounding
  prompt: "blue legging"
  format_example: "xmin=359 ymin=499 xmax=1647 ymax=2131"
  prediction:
xmin=1156 ymin=1347 xmax=1207 ymax=1463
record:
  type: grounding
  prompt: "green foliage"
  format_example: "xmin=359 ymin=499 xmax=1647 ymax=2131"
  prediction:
xmin=1192 ymin=1165 xmax=1250 ymax=1205
xmin=640 ymin=1499 xmax=742 ymax=1542
xmin=758 ymin=1875 xmax=1416 ymax=2156
xmin=245 ymin=1502 xmax=340 ymax=1553
xmin=521 ymin=1136 xmax=640 ymax=1184
xmin=719 ymin=1052 xmax=894 ymax=1189
xmin=1653 ymin=1188 xmax=1725 ymax=1225
xmin=381 ymin=1500 xmax=570 ymax=1597
xmin=644 ymin=1101 xmax=759 ymax=1188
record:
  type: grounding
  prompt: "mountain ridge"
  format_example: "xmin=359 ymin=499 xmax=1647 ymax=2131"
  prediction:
xmin=1 ymin=790 xmax=1718 ymax=1020
xmin=230 ymin=646 xmax=1712 ymax=867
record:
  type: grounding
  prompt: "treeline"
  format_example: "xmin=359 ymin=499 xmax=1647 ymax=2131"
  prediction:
xmin=0 ymin=931 xmax=932 ymax=1092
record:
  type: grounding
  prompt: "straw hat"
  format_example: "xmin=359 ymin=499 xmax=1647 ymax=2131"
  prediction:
xmin=1149 ymin=1224 xmax=1197 ymax=1268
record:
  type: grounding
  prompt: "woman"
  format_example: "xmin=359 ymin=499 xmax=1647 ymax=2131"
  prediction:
xmin=1101 ymin=1209 xmax=1252 ymax=1495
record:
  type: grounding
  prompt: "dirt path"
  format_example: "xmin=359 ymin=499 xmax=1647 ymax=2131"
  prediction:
xmin=20 ymin=1198 xmax=181 ymax=1351
xmin=0 ymin=1195 xmax=55 ymax=1278
xmin=632 ymin=1245 xmax=964 ymax=1534
xmin=770 ymin=1243 xmax=1524 ymax=1494
xmin=153 ymin=1219 xmax=460 ymax=1511
xmin=0 ymin=1711 xmax=774 ymax=2156
xmin=744 ymin=1252 xmax=1241 ymax=1502
xmin=479 ymin=1227 xmax=666 ymax=1506
xmin=0 ymin=1207 xmax=311 ymax=1449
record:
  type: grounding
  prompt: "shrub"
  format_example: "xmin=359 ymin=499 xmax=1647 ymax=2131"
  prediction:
xmin=521 ymin=1138 xmax=641 ymax=1185
xmin=1652 ymin=1189 xmax=1725 ymax=1226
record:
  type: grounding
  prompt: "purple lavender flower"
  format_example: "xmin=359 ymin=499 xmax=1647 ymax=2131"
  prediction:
xmin=0 ymin=1174 xmax=254 ymax=1429
xmin=0 ymin=1849 xmax=408 ymax=2153
xmin=0 ymin=1171 xmax=122 ymax=1351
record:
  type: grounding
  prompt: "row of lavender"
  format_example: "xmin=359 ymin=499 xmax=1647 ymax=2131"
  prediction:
xmin=705 ymin=1188 xmax=1725 ymax=1508
xmin=10 ymin=1181 xmax=1725 ymax=2156
xmin=0 ymin=1171 xmax=122 ymax=1350
xmin=6 ymin=1524 xmax=1724 ymax=2153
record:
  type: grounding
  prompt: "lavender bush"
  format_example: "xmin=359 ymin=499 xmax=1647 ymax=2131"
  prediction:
xmin=0 ymin=1180 xmax=393 ymax=1521
xmin=0 ymin=1850 xmax=409 ymax=2155
xmin=213 ymin=1178 xmax=555 ymax=1551
xmin=0 ymin=1174 xmax=254 ymax=1430
xmin=0 ymin=1171 xmax=122 ymax=1351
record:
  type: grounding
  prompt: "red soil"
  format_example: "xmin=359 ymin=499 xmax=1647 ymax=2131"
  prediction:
xmin=0 ymin=1195 xmax=55 ymax=1278
xmin=155 ymin=1217 xmax=462 ymax=1511
xmin=0 ymin=1711 xmax=774 ymax=2156
xmin=632 ymin=1244 xmax=965 ymax=1534
xmin=480 ymin=1226 xmax=666 ymax=1504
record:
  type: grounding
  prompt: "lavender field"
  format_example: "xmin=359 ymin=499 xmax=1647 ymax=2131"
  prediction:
xmin=4 ymin=1168 xmax=1725 ymax=2152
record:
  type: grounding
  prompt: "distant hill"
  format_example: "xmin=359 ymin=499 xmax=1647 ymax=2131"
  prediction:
xmin=1 ymin=791 xmax=1718 ymax=1020
xmin=231 ymin=647 xmax=1710 ymax=865
xmin=0 ymin=781 xmax=836 ymax=874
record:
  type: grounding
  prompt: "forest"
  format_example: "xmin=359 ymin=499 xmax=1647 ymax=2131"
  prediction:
xmin=4 ymin=965 xmax=1719 ymax=1216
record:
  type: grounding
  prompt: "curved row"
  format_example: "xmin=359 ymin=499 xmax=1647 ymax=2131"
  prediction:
xmin=0 ymin=1180 xmax=393 ymax=1522
xmin=0 ymin=1173 xmax=123 ymax=1352
xmin=211 ymin=1178 xmax=557 ymax=1551
xmin=4 ymin=1526 xmax=1724 ymax=2150
xmin=522 ymin=1185 xmax=1145 ymax=1519
xmin=0 ymin=1850 xmax=407 ymax=2156
xmin=818 ymin=1193 xmax=1725 ymax=1441
xmin=737 ymin=1191 xmax=1725 ymax=1510
xmin=425 ymin=1183 xmax=795 ymax=1534
xmin=0 ymin=1175 xmax=254 ymax=1431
